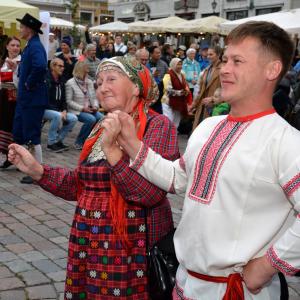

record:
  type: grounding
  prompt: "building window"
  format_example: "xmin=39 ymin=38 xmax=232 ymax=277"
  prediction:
xmin=80 ymin=12 xmax=93 ymax=24
xmin=226 ymin=10 xmax=248 ymax=20
xmin=256 ymin=7 xmax=281 ymax=15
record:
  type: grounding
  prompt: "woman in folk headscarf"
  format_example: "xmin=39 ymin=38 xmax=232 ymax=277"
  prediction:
xmin=8 ymin=56 xmax=180 ymax=300
xmin=162 ymin=58 xmax=192 ymax=129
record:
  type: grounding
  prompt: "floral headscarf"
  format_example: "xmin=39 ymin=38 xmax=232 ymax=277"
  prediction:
xmin=97 ymin=56 xmax=159 ymax=108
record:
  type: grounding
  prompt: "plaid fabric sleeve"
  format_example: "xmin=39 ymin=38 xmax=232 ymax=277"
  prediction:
xmin=37 ymin=164 xmax=78 ymax=201
xmin=111 ymin=114 xmax=180 ymax=207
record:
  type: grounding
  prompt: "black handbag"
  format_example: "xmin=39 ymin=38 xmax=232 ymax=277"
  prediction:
xmin=145 ymin=211 xmax=179 ymax=300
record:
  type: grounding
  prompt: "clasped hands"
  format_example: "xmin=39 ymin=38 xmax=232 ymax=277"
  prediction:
xmin=100 ymin=110 xmax=141 ymax=166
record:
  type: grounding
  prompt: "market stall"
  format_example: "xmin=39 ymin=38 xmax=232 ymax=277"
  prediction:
xmin=128 ymin=16 xmax=186 ymax=33
xmin=220 ymin=9 xmax=300 ymax=35
xmin=166 ymin=16 xmax=227 ymax=34
xmin=89 ymin=21 xmax=129 ymax=33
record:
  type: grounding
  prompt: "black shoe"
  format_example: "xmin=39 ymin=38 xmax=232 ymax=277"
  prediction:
xmin=20 ymin=176 xmax=34 ymax=184
xmin=56 ymin=141 xmax=69 ymax=151
xmin=0 ymin=160 xmax=12 ymax=169
xmin=47 ymin=143 xmax=64 ymax=153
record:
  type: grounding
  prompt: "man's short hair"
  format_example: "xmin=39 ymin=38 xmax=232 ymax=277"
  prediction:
xmin=226 ymin=21 xmax=294 ymax=80
xmin=148 ymin=46 xmax=159 ymax=55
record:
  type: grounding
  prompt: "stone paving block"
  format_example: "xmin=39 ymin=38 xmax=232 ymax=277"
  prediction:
xmin=0 ymin=211 xmax=8 ymax=217
xmin=56 ymin=214 xmax=73 ymax=224
xmin=0 ymin=235 xmax=24 ymax=245
xmin=30 ymin=240 xmax=58 ymax=251
xmin=0 ymin=251 xmax=18 ymax=262
xmin=19 ymin=250 xmax=47 ymax=262
xmin=59 ymin=243 xmax=69 ymax=251
xmin=46 ymin=208 xmax=67 ymax=216
xmin=54 ymin=281 xmax=65 ymax=293
xmin=49 ymin=236 xmax=69 ymax=244
xmin=32 ymin=259 xmax=62 ymax=273
xmin=6 ymin=222 xmax=26 ymax=231
xmin=36 ymin=203 xmax=55 ymax=210
xmin=0 ymin=290 xmax=26 ymax=300
xmin=29 ymin=224 xmax=51 ymax=233
xmin=0 ymin=216 xmax=18 ymax=224
xmin=42 ymin=248 xmax=67 ymax=260
xmin=59 ymin=292 xmax=64 ymax=300
xmin=44 ymin=220 xmax=68 ymax=229
xmin=47 ymin=270 xmax=66 ymax=282
xmin=0 ymin=277 xmax=25 ymax=290
xmin=14 ymin=213 xmax=31 ymax=220
xmin=5 ymin=259 xmax=34 ymax=273
xmin=6 ymin=242 xmax=34 ymax=254
xmin=0 ymin=193 xmax=23 ymax=205
xmin=54 ymin=258 xmax=67 ymax=269
xmin=15 ymin=229 xmax=45 ymax=243
xmin=0 ymin=266 xmax=13 ymax=279
xmin=39 ymin=229 xmax=61 ymax=239
xmin=19 ymin=218 xmax=40 ymax=226
xmin=19 ymin=269 xmax=51 ymax=286
xmin=0 ymin=228 xmax=12 ymax=236
xmin=26 ymin=284 xmax=57 ymax=299
xmin=34 ymin=214 xmax=56 ymax=222
xmin=17 ymin=204 xmax=45 ymax=217
xmin=55 ymin=227 xmax=71 ymax=236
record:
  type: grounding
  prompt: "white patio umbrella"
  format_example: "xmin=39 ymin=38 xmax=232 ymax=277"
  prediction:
xmin=166 ymin=16 xmax=227 ymax=34
xmin=220 ymin=9 xmax=300 ymax=35
xmin=128 ymin=16 xmax=186 ymax=33
xmin=89 ymin=21 xmax=129 ymax=33
xmin=50 ymin=17 xmax=74 ymax=30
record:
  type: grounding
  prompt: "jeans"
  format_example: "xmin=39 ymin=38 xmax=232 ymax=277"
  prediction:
xmin=43 ymin=110 xmax=78 ymax=145
xmin=76 ymin=111 xmax=103 ymax=146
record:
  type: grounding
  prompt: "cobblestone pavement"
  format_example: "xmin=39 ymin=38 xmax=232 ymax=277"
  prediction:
xmin=0 ymin=123 xmax=300 ymax=299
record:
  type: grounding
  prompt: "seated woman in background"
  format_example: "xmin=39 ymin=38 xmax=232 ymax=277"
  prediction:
xmin=66 ymin=61 xmax=103 ymax=150
xmin=0 ymin=36 xmax=21 ymax=168
xmin=8 ymin=56 xmax=180 ymax=300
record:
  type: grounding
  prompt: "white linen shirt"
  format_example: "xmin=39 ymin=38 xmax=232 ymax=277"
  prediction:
xmin=130 ymin=111 xmax=300 ymax=299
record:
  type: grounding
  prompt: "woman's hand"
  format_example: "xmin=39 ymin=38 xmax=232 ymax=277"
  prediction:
xmin=202 ymin=97 xmax=214 ymax=107
xmin=101 ymin=113 xmax=123 ymax=166
xmin=242 ymin=256 xmax=277 ymax=295
xmin=8 ymin=144 xmax=44 ymax=181
xmin=113 ymin=111 xmax=142 ymax=160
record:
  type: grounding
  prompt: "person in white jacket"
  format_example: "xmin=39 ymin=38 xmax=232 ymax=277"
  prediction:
xmin=99 ymin=21 xmax=299 ymax=300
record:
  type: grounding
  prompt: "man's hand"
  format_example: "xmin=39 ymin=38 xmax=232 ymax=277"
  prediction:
xmin=61 ymin=111 xmax=67 ymax=121
xmin=113 ymin=111 xmax=141 ymax=160
xmin=82 ymin=107 xmax=92 ymax=113
xmin=243 ymin=256 xmax=278 ymax=295
xmin=101 ymin=113 xmax=123 ymax=166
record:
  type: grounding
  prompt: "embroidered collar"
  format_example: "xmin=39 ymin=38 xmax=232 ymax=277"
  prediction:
xmin=227 ymin=108 xmax=276 ymax=122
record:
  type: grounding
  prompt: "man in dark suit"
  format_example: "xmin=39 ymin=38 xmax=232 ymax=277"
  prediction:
xmin=13 ymin=13 xmax=48 ymax=184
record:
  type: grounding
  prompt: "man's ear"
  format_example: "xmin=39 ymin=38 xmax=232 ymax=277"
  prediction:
xmin=266 ymin=60 xmax=282 ymax=81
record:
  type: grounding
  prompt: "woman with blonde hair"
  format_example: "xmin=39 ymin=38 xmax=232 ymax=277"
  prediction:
xmin=191 ymin=45 xmax=223 ymax=130
xmin=66 ymin=61 xmax=103 ymax=149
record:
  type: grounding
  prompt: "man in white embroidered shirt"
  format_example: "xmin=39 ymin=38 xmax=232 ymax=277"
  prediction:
xmin=100 ymin=22 xmax=299 ymax=300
